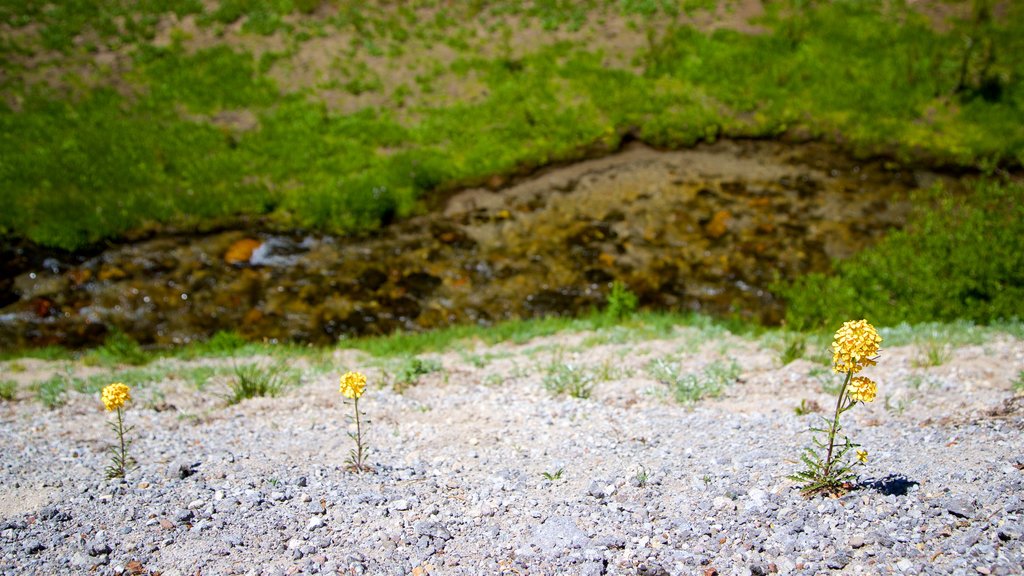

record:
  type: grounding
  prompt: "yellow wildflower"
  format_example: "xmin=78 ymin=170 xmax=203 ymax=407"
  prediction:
xmin=847 ymin=376 xmax=878 ymax=403
xmin=101 ymin=382 xmax=131 ymax=411
xmin=832 ymin=319 xmax=882 ymax=373
xmin=856 ymin=449 xmax=868 ymax=463
xmin=339 ymin=371 xmax=367 ymax=399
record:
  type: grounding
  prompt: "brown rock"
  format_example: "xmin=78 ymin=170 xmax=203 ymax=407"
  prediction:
xmin=98 ymin=265 xmax=126 ymax=281
xmin=705 ymin=210 xmax=731 ymax=239
xmin=68 ymin=268 xmax=92 ymax=286
xmin=242 ymin=308 xmax=264 ymax=326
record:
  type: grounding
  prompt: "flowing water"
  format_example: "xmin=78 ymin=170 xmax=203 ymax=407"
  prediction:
xmin=0 ymin=140 xmax=952 ymax=349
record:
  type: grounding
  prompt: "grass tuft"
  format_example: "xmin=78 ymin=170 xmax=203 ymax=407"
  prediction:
xmin=226 ymin=361 xmax=290 ymax=404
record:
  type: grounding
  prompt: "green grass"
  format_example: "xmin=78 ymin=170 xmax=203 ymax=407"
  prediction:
xmin=35 ymin=373 xmax=68 ymax=409
xmin=647 ymin=357 xmax=741 ymax=404
xmin=542 ymin=358 xmax=594 ymax=399
xmin=780 ymin=180 xmax=1024 ymax=328
xmin=2 ymin=1 xmax=1023 ymax=251
xmin=82 ymin=330 xmax=150 ymax=367
xmin=0 ymin=379 xmax=16 ymax=401
xmin=226 ymin=361 xmax=291 ymax=404
xmin=391 ymin=356 xmax=443 ymax=391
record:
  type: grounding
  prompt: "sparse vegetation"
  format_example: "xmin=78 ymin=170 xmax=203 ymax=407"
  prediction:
xmin=0 ymin=379 xmax=16 ymax=401
xmin=542 ymin=468 xmax=565 ymax=481
xmin=392 ymin=356 xmax=443 ymax=391
xmin=602 ymin=281 xmax=639 ymax=325
xmin=226 ymin=361 xmax=291 ymax=404
xmin=633 ymin=465 xmax=649 ymax=488
xmin=35 ymin=373 xmax=68 ymax=409
xmin=647 ymin=357 xmax=741 ymax=404
xmin=779 ymin=332 xmax=807 ymax=366
xmin=542 ymin=359 xmax=594 ymax=399
xmin=793 ymin=399 xmax=821 ymax=416
xmin=83 ymin=331 xmax=150 ymax=367
xmin=914 ymin=340 xmax=952 ymax=368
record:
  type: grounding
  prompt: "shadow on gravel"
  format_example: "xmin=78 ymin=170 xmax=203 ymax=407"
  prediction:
xmin=862 ymin=474 xmax=919 ymax=496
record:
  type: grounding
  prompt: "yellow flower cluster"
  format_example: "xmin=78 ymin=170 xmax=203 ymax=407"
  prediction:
xmin=339 ymin=371 xmax=367 ymax=399
xmin=832 ymin=319 xmax=882 ymax=373
xmin=101 ymin=382 xmax=131 ymax=411
xmin=856 ymin=449 xmax=868 ymax=463
xmin=847 ymin=376 xmax=877 ymax=403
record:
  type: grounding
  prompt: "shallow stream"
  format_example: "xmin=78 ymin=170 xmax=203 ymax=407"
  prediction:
xmin=0 ymin=140 xmax=950 ymax=349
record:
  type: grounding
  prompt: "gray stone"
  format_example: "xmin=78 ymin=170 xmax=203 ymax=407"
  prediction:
xmin=637 ymin=562 xmax=670 ymax=576
xmin=827 ymin=553 xmax=850 ymax=569
xmin=587 ymin=480 xmax=606 ymax=498
xmin=947 ymin=499 xmax=975 ymax=519
xmin=87 ymin=539 xmax=111 ymax=556
xmin=171 ymin=462 xmax=196 ymax=480
xmin=527 ymin=516 xmax=590 ymax=557
xmin=23 ymin=539 xmax=45 ymax=554
xmin=413 ymin=520 xmax=452 ymax=542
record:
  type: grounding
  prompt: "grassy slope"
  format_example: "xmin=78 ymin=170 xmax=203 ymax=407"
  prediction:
xmin=1 ymin=0 xmax=1022 ymax=251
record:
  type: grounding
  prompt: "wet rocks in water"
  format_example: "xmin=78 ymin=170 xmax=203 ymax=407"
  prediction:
xmin=224 ymin=238 xmax=262 ymax=265
xmin=0 ymin=141 xmax=923 ymax=349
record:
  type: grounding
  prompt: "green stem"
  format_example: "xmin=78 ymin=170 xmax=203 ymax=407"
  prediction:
xmin=822 ymin=371 xmax=853 ymax=477
xmin=116 ymin=406 xmax=127 ymax=478
xmin=353 ymin=397 xmax=363 ymax=470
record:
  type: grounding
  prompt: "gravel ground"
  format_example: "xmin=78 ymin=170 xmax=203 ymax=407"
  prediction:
xmin=1 ymin=325 xmax=1023 ymax=575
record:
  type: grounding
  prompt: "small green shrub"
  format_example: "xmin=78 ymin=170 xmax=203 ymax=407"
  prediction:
xmin=913 ymin=340 xmax=951 ymax=368
xmin=779 ymin=332 xmax=807 ymax=365
xmin=542 ymin=361 xmax=593 ymax=399
xmin=185 ymin=331 xmax=251 ymax=358
xmin=83 ymin=330 xmax=150 ymax=367
xmin=393 ymin=356 xmax=442 ymax=390
xmin=36 ymin=374 xmax=68 ymax=409
xmin=793 ymin=398 xmax=821 ymax=416
xmin=603 ymin=281 xmax=639 ymax=323
xmin=0 ymin=379 xmax=16 ymax=401
xmin=648 ymin=358 xmax=740 ymax=404
xmin=541 ymin=468 xmax=565 ymax=481
xmin=226 ymin=361 xmax=290 ymax=404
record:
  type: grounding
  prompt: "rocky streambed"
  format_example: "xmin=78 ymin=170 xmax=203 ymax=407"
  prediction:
xmin=0 ymin=140 xmax=939 ymax=349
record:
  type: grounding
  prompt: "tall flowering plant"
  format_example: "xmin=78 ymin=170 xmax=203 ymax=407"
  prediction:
xmin=340 ymin=371 xmax=372 ymax=473
xmin=790 ymin=320 xmax=881 ymax=496
xmin=101 ymin=382 xmax=134 ymax=479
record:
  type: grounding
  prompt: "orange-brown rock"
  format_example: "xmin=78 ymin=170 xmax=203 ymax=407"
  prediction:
xmin=705 ymin=210 xmax=731 ymax=239
xmin=225 ymin=238 xmax=261 ymax=265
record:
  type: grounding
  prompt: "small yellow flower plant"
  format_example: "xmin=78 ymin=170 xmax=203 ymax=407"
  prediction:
xmin=340 ymin=371 xmax=372 ymax=473
xmin=790 ymin=319 xmax=881 ymax=496
xmin=101 ymin=382 xmax=134 ymax=479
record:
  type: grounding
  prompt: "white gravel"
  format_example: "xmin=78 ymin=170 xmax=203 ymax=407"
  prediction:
xmin=1 ymin=325 xmax=1023 ymax=575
